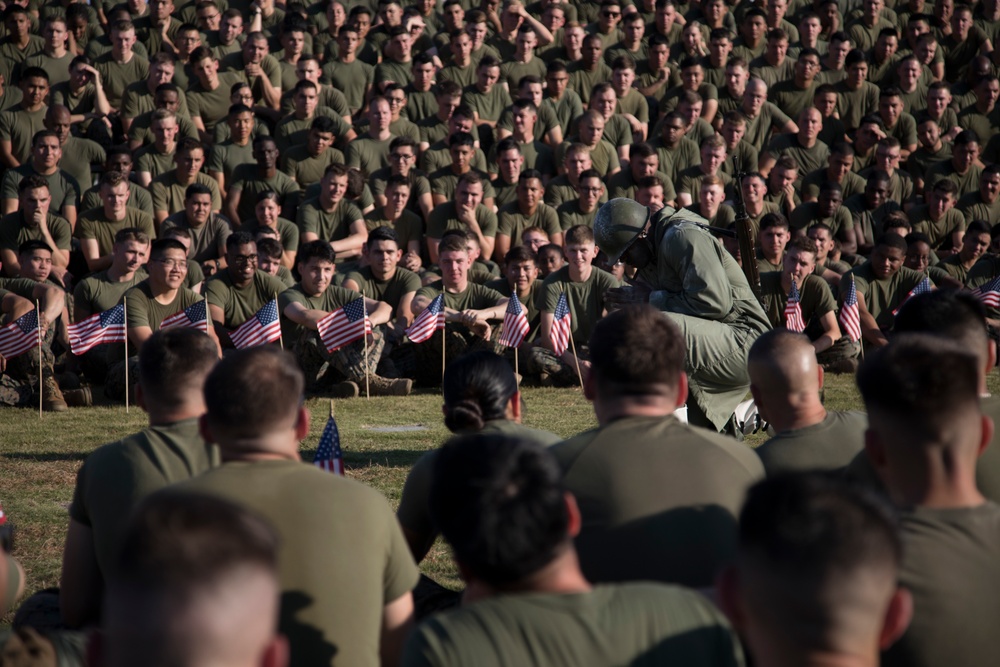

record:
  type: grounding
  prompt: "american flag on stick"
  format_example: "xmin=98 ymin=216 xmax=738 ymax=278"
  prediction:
xmin=550 ymin=293 xmax=572 ymax=356
xmin=972 ymin=275 xmax=1000 ymax=308
xmin=230 ymin=299 xmax=281 ymax=349
xmin=892 ymin=277 xmax=933 ymax=315
xmin=317 ymin=297 xmax=371 ymax=352
xmin=68 ymin=303 xmax=126 ymax=355
xmin=839 ymin=276 xmax=862 ymax=342
xmin=314 ymin=409 xmax=344 ymax=475
xmin=0 ymin=310 xmax=41 ymax=359
xmin=161 ymin=300 xmax=210 ymax=333
xmin=784 ymin=279 xmax=806 ymax=333
xmin=498 ymin=293 xmax=530 ymax=348
xmin=406 ymin=294 xmax=446 ymax=343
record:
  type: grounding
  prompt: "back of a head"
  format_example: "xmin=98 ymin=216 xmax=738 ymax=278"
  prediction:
xmin=203 ymin=347 xmax=304 ymax=449
xmin=894 ymin=290 xmax=990 ymax=372
xmin=735 ymin=473 xmax=901 ymax=657
xmin=588 ymin=305 xmax=684 ymax=399
xmin=430 ymin=434 xmax=569 ymax=588
xmin=858 ymin=334 xmax=981 ymax=450
xmin=748 ymin=329 xmax=820 ymax=399
xmin=442 ymin=351 xmax=519 ymax=433
xmin=138 ymin=329 xmax=219 ymax=414
xmin=104 ymin=492 xmax=282 ymax=667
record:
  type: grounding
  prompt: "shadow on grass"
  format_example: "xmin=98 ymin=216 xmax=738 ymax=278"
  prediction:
xmin=3 ymin=452 xmax=88 ymax=462
xmin=301 ymin=449 xmax=427 ymax=469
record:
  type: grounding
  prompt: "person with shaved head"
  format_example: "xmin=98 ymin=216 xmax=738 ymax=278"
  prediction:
xmin=748 ymin=329 xmax=866 ymax=476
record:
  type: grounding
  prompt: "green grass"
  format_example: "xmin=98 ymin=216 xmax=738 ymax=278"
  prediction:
xmin=0 ymin=373 xmax=888 ymax=615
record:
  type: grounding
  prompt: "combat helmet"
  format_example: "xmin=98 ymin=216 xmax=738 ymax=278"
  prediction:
xmin=593 ymin=198 xmax=651 ymax=265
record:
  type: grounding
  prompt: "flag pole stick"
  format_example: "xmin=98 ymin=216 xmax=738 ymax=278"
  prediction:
xmin=329 ymin=398 xmax=334 ymax=420
xmin=363 ymin=300 xmax=370 ymax=401
xmin=37 ymin=300 xmax=42 ymax=418
xmin=124 ymin=297 xmax=129 ymax=414
xmin=441 ymin=325 xmax=446 ymax=388
xmin=275 ymin=294 xmax=283 ymax=350
xmin=514 ymin=345 xmax=519 ymax=378
xmin=568 ymin=334 xmax=584 ymax=390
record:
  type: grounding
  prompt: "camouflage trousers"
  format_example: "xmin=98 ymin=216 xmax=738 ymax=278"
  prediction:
xmin=401 ymin=327 xmax=497 ymax=387
xmin=104 ymin=357 xmax=140 ymax=403
xmin=817 ymin=337 xmax=861 ymax=368
xmin=0 ymin=375 xmax=32 ymax=407
xmin=294 ymin=328 xmax=385 ymax=391
xmin=6 ymin=326 xmax=56 ymax=389
xmin=523 ymin=344 xmax=590 ymax=387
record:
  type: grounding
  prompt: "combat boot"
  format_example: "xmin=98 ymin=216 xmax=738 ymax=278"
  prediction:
xmin=328 ymin=381 xmax=360 ymax=399
xmin=64 ymin=387 xmax=93 ymax=407
xmin=41 ymin=376 xmax=67 ymax=412
xmin=367 ymin=375 xmax=413 ymax=396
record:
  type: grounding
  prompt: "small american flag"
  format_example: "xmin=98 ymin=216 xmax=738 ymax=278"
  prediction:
xmin=498 ymin=293 xmax=530 ymax=348
xmin=230 ymin=299 xmax=281 ymax=349
xmin=784 ymin=279 xmax=806 ymax=332
xmin=973 ymin=275 xmax=1000 ymax=308
xmin=68 ymin=303 xmax=126 ymax=355
xmin=161 ymin=300 xmax=210 ymax=333
xmin=0 ymin=310 xmax=41 ymax=359
xmin=406 ymin=293 xmax=445 ymax=343
xmin=839 ymin=276 xmax=862 ymax=342
xmin=550 ymin=293 xmax=572 ymax=356
xmin=317 ymin=297 xmax=371 ymax=352
xmin=892 ymin=276 xmax=933 ymax=315
xmin=314 ymin=413 xmax=344 ymax=475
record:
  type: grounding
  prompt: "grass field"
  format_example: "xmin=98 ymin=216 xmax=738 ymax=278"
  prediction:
xmin=0 ymin=375 xmax=874 ymax=620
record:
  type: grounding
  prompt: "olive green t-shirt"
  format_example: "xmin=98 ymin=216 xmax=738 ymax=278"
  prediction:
xmin=59 ymin=136 xmax=105 ymax=193
xmin=759 ymin=272 xmax=837 ymax=330
xmin=552 ymin=414 xmax=765 ymax=587
xmin=124 ymin=280 xmax=203 ymax=332
xmin=538 ymin=266 xmax=620 ymax=346
xmin=426 ymin=202 xmax=497 ymax=240
xmin=68 ymin=418 xmax=218 ymax=581
xmin=0 ymin=211 xmax=72 ymax=252
xmin=204 ymin=269 xmax=288 ymax=329
xmin=94 ymin=53 xmax=149 ymax=109
xmin=323 ymin=58 xmax=374 ymax=114
xmin=119 ymin=79 xmax=190 ymax=120
xmin=363 ymin=208 xmax=423 ymax=253
xmin=0 ymin=105 xmax=47 ymax=165
xmin=297 ymin=197 xmax=364 ymax=243
xmin=344 ymin=266 xmax=421 ymax=316
xmin=555 ymin=200 xmax=599 ymax=231
xmin=150 ymin=172 xmax=223 ymax=216
xmin=229 ymin=165 xmax=301 ymax=224
xmin=74 ymin=268 xmax=147 ymax=319
xmin=187 ymin=71 xmax=246 ymax=134
xmin=160 ymin=212 xmax=233 ymax=263
xmin=742 ymin=102 xmax=793 ymax=153
xmin=278 ymin=281 xmax=366 ymax=345
xmin=175 ymin=459 xmax=420 ymax=667
xmin=910 ymin=205 xmax=967 ymax=251
xmin=764 ymin=134 xmax=830 ymax=184
xmin=242 ymin=217 xmax=299 ymax=255
xmin=415 ymin=280 xmax=504 ymax=317
xmin=274 ymin=108 xmax=351 ymax=153
xmin=397 ymin=419 xmax=561 ymax=550
xmin=847 ymin=262 xmax=928 ymax=330
xmin=789 ymin=202 xmax=855 ymax=237
xmin=403 ymin=583 xmax=744 ymax=667
xmin=497 ymin=202 xmax=561 ymax=244
xmin=0 ymin=164 xmax=78 ymax=213
xmin=76 ymin=207 xmax=157 ymax=259
xmin=134 ymin=144 xmax=176 ymax=182
xmin=280 ymin=144 xmax=346 ymax=188
xmin=755 ymin=410 xmax=867 ymax=476
xmin=485 ymin=277 xmax=543 ymax=340
xmin=345 ymin=134 xmax=394 ymax=177
xmin=81 ymin=182 xmax=154 ymax=217
xmin=207 ymin=139 xmax=255 ymax=185
xmin=882 ymin=502 xmax=1000 ymax=667
xmin=833 ymin=80 xmax=880 ymax=131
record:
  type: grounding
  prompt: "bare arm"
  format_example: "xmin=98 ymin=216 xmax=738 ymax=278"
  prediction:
xmin=59 ymin=520 xmax=103 ymax=628
xmin=0 ymin=140 xmax=19 ymax=168
xmin=812 ymin=310 xmax=842 ymax=353
xmin=329 ymin=218 xmax=368 ymax=259
xmin=380 ymin=592 xmax=415 ymax=667
xmin=224 ymin=188 xmax=242 ymax=227
xmin=80 ymin=238 xmax=113 ymax=272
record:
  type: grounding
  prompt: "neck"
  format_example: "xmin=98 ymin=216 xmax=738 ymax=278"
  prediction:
xmin=34 ymin=161 xmax=57 ymax=176
xmin=483 ymin=548 xmax=592 ymax=597
xmin=800 ymin=134 xmax=816 ymax=148
xmin=151 ymin=285 xmax=179 ymax=304
xmin=107 ymin=262 xmax=135 ymax=281
xmin=513 ymin=127 xmax=532 ymax=142
xmin=765 ymin=391 xmax=828 ymax=433
xmin=259 ymin=166 xmax=276 ymax=178
xmin=49 ymin=44 xmax=67 ymax=57
xmin=341 ymin=50 xmax=356 ymax=62
xmin=147 ymin=404 xmax=205 ymax=426
xmin=372 ymin=128 xmax=391 ymax=140
xmin=749 ymin=643 xmax=880 ymax=667
xmin=445 ymin=278 xmax=469 ymax=293
xmin=890 ymin=456 xmax=986 ymax=508
xmin=569 ymin=263 xmax=592 ymax=282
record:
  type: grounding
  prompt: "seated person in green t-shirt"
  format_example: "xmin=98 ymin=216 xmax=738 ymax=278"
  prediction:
xmin=0 ymin=176 xmax=71 ymax=282
xmin=279 ymin=240 xmax=411 ymax=397
xmin=903 ymin=232 xmax=962 ymax=289
xmin=536 ymin=242 xmax=564 ymax=278
xmin=203 ymin=232 xmax=289 ymax=348
xmin=485 ymin=245 xmax=543 ymax=341
xmin=77 ymin=171 xmax=158 ymax=273
xmin=343 ymin=226 xmax=421 ymax=345
xmin=99 ymin=492 xmax=284 ymax=667
xmin=425 ymin=170 xmax=498 ymax=263
xmin=410 ymin=234 xmax=508 ymax=384
xmin=254 ymin=234 xmax=295 ymax=288
xmin=160 ymin=227 xmax=206 ymax=293
xmin=719 ymin=474 xmax=910 ymax=667
xmin=404 ymin=430 xmax=745 ymax=666
xmin=747 ymin=329 xmax=867 ymax=476
xmin=363 ymin=174 xmax=424 ymax=272
xmin=529 ymin=224 xmax=620 ymax=386
xmin=59 ymin=327 xmax=220 ymax=628
xmin=0 ymin=287 xmax=42 ymax=408
xmin=494 ymin=169 xmax=563 ymax=263
xmin=756 ymin=212 xmax=790 ymax=275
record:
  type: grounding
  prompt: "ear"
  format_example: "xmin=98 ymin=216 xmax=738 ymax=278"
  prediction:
xmin=295 ymin=406 xmax=310 ymax=442
xmin=564 ymin=491 xmax=582 ymax=538
xmin=675 ymin=371 xmax=689 ymax=409
xmin=978 ymin=414 xmax=994 ymax=459
xmin=199 ymin=413 xmax=214 ymax=444
xmin=715 ymin=565 xmax=745 ymax=630
xmin=583 ymin=367 xmax=597 ymax=401
xmin=879 ymin=587 xmax=913 ymax=650
xmin=263 ymin=634 xmax=291 ymax=667
xmin=508 ymin=391 xmax=522 ymax=422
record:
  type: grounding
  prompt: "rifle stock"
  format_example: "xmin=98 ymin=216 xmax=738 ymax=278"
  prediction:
xmin=732 ymin=157 xmax=762 ymax=301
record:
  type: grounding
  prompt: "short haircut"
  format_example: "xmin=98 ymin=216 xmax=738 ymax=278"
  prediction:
xmin=185 ymin=182 xmax=213 ymax=200
xmin=518 ymin=169 xmax=543 ymax=184
xmin=564 ymin=224 xmax=594 ymax=245
xmin=505 ymin=245 xmax=536 ymax=266
xmin=176 ymin=137 xmax=205 ymax=156
xmin=225 ymin=230 xmax=255 ymax=251
xmin=437 ymin=234 xmax=470 ymax=255
xmin=18 ymin=174 xmax=49 ymax=194
xmin=430 ymin=434 xmax=569 ymax=586
xmin=875 ymin=232 xmax=907 ymax=253
xmin=786 ymin=236 xmax=818 ymax=257
xmin=760 ymin=212 xmax=790 ymax=231
xmin=442 ymin=351 xmax=520 ymax=432
xmin=297 ymin=239 xmax=336 ymax=265
xmin=448 ymin=131 xmax=476 ymax=149
xmin=203 ymin=347 xmax=304 ymax=443
xmin=589 ymin=305 xmax=685 ymax=397
xmin=255 ymin=236 xmax=283 ymax=259
xmin=106 ymin=491 xmax=279 ymax=667
xmin=114 ymin=228 xmax=150 ymax=246
xmin=366 ymin=225 xmax=400 ymax=246
xmin=18 ymin=239 xmax=52 ymax=256
xmin=162 ymin=226 xmax=191 ymax=241
xmin=894 ymin=289 xmax=990 ymax=369
xmin=149 ymin=238 xmax=187 ymax=260
xmin=138 ymin=328 xmax=219 ymax=412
